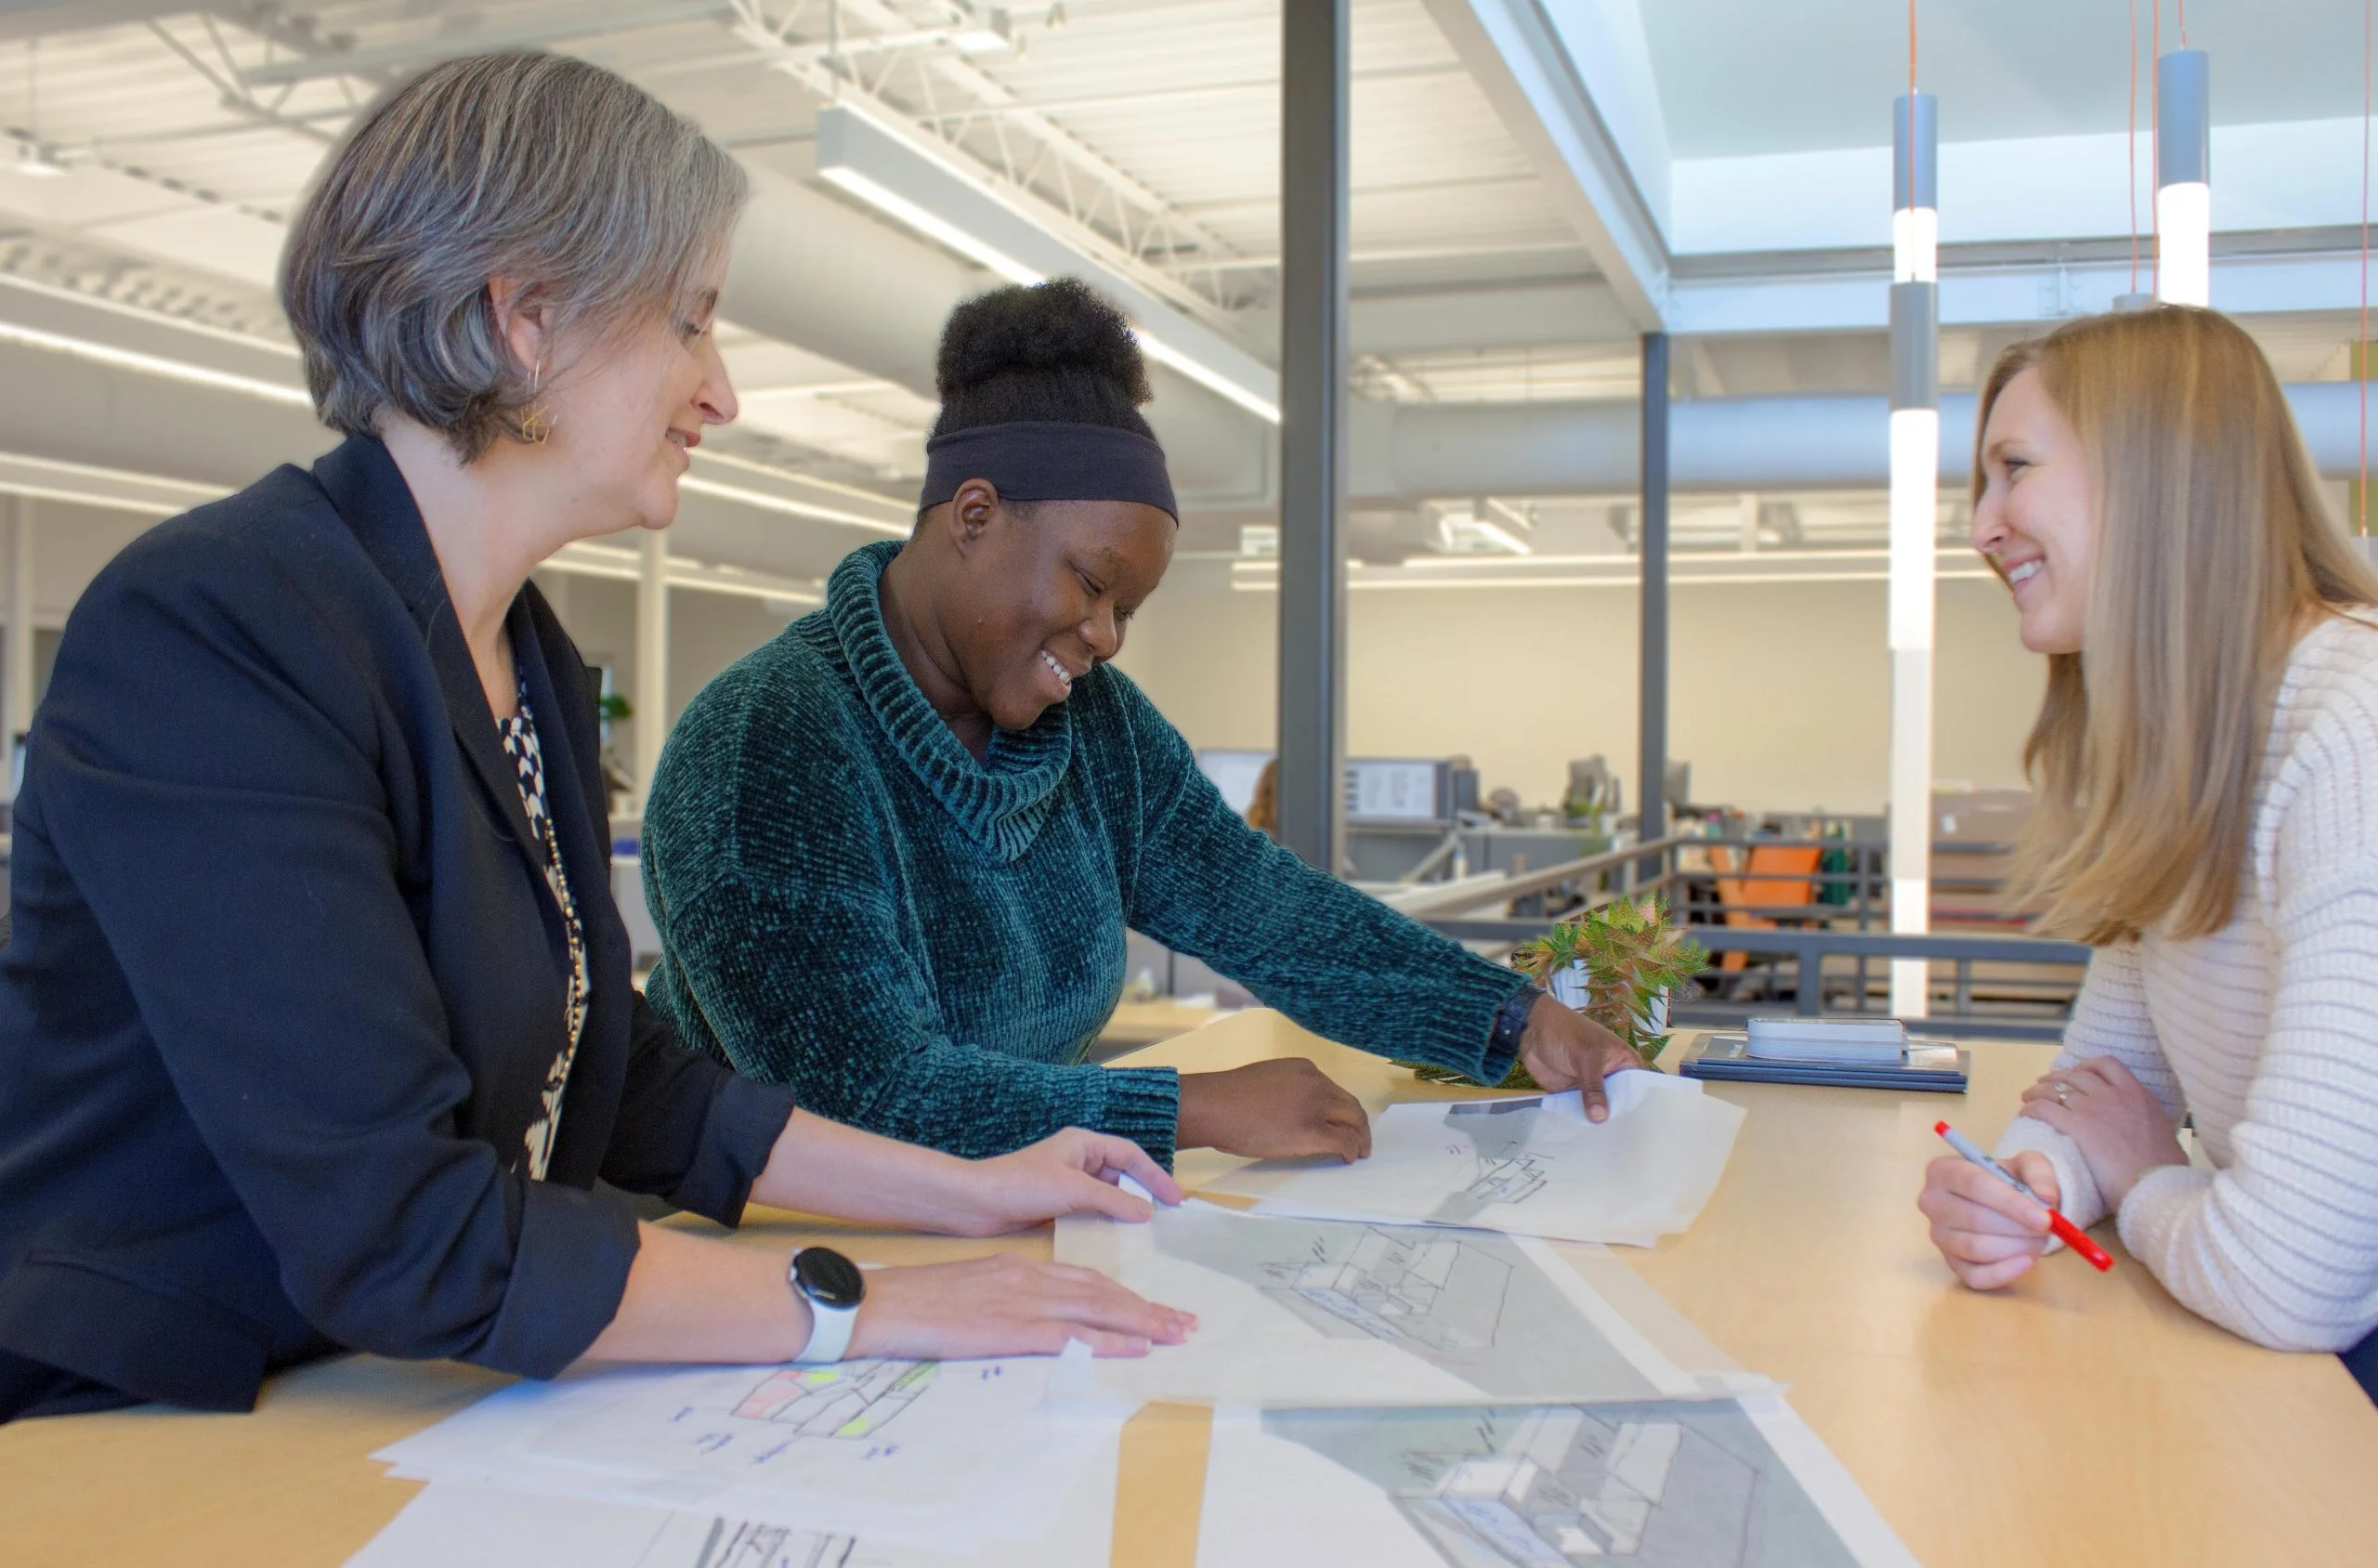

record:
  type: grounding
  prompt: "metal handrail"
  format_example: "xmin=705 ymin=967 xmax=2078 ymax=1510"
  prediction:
xmin=1388 ymin=833 xmax=1691 ymax=919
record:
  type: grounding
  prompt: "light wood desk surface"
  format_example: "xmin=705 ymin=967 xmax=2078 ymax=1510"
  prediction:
xmin=7 ymin=1012 xmax=2377 ymax=1566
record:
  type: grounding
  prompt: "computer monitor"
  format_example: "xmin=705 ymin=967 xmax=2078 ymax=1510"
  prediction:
xmin=1344 ymin=759 xmax=1451 ymax=825
xmin=1196 ymin=748 xmax=1275 ymax=816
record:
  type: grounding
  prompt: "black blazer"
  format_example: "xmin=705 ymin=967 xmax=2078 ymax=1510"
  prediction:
xmin=0 ymin=436 xmax=797 ymax=1417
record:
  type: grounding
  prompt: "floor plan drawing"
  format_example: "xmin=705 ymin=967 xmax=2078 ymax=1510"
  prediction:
xmin=629 ymin=1513 xmax=862 ymax=1568
xmin=729 ymin=1362 xmax=936 ymax=1440
xmin=1235 ymin=1401 xmax=1880 ymax=1568
xmin=1278 ymin=1226 xmax=1513 ymax=1355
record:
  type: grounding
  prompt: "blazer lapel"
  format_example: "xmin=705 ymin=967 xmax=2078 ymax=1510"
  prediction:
xmin=311 ymin=436 xmax=542 ymax=864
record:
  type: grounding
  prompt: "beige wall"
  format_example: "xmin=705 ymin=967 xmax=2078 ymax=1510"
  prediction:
xmin=1118 ymin=568 xmax=2048 ymax=817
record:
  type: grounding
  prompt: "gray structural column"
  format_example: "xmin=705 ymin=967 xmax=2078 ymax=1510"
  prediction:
xmin=1276 ymin=0 xmax=1352 ymax=873
xmin=1636 ymin=332 xmax=1670 ymax=875
xmin=3 ymin=495 xmax=32 ymax=803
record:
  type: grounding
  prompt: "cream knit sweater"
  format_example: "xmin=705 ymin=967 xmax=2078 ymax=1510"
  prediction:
xmin=1996 ymin=615 xmax=2378 ymax=1352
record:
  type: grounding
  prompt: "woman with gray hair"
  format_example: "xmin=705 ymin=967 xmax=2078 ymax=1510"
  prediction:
xmin=0 ymin=52 xmax=1188 ymax=1424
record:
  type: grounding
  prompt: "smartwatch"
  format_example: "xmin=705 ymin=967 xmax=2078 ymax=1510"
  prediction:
xmin=788 ymin=1246 xmax=866 ymax=1365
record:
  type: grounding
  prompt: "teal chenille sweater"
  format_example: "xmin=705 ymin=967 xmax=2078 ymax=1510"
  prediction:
xmin=640 ymin=541 xmax=1532 ymax=1166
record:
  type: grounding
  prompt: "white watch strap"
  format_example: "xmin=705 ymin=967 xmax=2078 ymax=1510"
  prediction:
xmin=793 ymin=1292 xmax=858 ymax=1364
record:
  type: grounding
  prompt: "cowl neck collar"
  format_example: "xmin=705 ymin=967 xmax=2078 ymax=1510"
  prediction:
xmin=827 ymin=541 xmax=1073 ymax=863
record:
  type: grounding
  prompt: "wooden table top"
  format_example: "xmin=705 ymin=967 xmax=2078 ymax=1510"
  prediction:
xmin=7 ymin=1012 xmax=2376 ymax=1566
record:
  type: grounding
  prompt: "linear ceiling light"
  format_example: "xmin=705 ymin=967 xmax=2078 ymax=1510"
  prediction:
xmin=815 ymin=104 xmax=1282 ymax=424
xmin=2156 ymin=48 xmax=2212 ymax=307
xmin=679 ymin=469 xmax=910 ymax=535
xmin=0 ymin=318 xmax=312 ymax=405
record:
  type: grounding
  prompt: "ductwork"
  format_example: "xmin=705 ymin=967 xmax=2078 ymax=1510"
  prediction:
xmin=1355 ymin=383 xmax=2378 ymax=502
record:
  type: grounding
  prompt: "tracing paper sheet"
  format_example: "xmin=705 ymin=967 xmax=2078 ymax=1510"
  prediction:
xmin=1203 ymin=1071 xmax=1746 ymax=1247
xmin=1195 ymin=1394 xmax=1921 ymax=1568
xmin=1053 ymin=1199 xmax=1757 ymax=1408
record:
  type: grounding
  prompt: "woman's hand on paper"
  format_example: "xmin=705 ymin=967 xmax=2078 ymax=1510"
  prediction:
xmin=1918 ymin=1148 xmax=2061 ymax=1288
xmin=952 ymin=1128 xmax=1185 ymax=1237
xmin=1177 ymin=1059 xmax=1371 ymax=1162
xmin=2016 ymin=1056 xmax=2187 ymax=1209
xmin=1516 ymin=995 xmax=1641 ymax=1123
xmin=852 ymin=1252 xmax=1196 ymax=1360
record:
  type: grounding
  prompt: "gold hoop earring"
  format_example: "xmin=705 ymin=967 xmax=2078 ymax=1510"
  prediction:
xmin=519 ymin=361 xmax=554 ymax=446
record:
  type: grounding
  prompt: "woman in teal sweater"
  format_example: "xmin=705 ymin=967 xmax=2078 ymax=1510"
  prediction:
xmin=641 ymin=281 xmax=1634 ymax=1168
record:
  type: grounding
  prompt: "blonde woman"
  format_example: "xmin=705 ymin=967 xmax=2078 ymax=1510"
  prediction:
xmin=1915 ymin=307 xmax=2378 ymax=1396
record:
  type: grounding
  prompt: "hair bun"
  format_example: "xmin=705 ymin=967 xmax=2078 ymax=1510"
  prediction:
xmin=935 ymin=278 xmax=1152 ymax=408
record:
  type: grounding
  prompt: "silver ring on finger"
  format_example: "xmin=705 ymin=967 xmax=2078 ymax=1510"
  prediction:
xmin=2054 ymin=1081 xmax=2071 ymax=1106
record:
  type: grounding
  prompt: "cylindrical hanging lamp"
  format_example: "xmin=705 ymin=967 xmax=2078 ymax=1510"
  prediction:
xmin=1888 ymin=90 xmax=1939 ymax=1020
xmin=2157 ymin=48 xmax=2212 ymax=307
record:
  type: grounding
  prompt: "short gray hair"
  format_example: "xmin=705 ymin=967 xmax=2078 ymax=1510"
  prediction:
xmin=281 ymin=52 xmax=748 ymax=461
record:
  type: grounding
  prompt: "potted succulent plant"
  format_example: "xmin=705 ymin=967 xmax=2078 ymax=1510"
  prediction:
xmin=1405 ymin=895 xmax=1707 ymax=1090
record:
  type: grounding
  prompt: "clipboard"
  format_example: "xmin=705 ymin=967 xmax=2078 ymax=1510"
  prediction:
xmin=1678 ymin=1031 xmax=1970 ymax=1093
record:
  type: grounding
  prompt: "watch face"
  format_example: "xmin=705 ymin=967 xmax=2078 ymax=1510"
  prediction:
xmin=792 ymin=1247 xmax=866 ymax=1310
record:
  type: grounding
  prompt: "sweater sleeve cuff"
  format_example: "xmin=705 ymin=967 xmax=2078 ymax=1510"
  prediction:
xmin=1093 ymin=1065 xmax=1182 ymax=1171
xmin=1397 ymin=974 xmax=1538 ymax=1083
xmin=671 ymin=1074 xmax=802 ymax=1228
xmin=467 ymin=1182 xmax=642 ymax=1379
xmin=1993 ymin=1112 xmax=2109 ymax=1235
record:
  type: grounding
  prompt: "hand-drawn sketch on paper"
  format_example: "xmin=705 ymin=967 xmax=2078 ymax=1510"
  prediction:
xmin=1241 ymin=1400 xmax=1892 ymax=1568
xmin=730 ymin=1362 xmax=936 ymax=1440
xmin=1147 ymin=1206 xmax=1667 ymax=1401
xmin=1272 ymin=1226 xmax=1513 ymax=1355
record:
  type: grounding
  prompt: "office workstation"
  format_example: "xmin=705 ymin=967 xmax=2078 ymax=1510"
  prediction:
xmin=3 ymin=3 xmax=2378 ymax=1566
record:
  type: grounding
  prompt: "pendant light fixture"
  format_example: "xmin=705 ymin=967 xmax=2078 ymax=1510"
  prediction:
xmin=2156 ymin=39 xmax=2211 ymax=307
xmin=1888 ymin=8 xmax=1939 ymax=1019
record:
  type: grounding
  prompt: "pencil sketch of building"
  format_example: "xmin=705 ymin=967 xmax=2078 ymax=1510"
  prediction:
xmin=1276 ymin=1226 xmax=1513 ymax=1354
xmin=1397 ymin=1406 xmax=1756 ymax=1566
xmin=1461 ymin=1151 xmax=1550 ymax=1206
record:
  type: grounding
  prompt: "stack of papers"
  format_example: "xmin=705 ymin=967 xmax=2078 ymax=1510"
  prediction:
xmin=350 ymin=1346 xmax=1130 ymax=1567
xmin=1201 ymin=1070 xmax=1746 ymax=1247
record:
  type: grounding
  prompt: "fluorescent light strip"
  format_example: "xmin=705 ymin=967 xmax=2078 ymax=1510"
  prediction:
xmin=690 ymin=449 xmax=915 ymax=516
xmin=0 ymin=318 xmax=313 ymax=406
xmin=547 ymin=543 xmax=824 ymax=607
xmin=678 ymin=474 xmax=909 ymax=535
xmin=1135 ymin=327 xmax=1281 ymax=424
xmin=0 ymin=271 xmax=304 ymax=359
xmin=820 ymin=149 xmax=1283 ymax=425
xmin=819 ymin=165 xmax=1042 ymax=286
xmin=1228 ymin=564 xmax=1999 ymax=592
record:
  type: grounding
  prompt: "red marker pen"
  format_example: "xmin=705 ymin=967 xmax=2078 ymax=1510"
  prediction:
xmin=1935 ymin=1120 xmax=2115 ymax=1272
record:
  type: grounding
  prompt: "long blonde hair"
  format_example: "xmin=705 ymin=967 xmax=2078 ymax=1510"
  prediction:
xmin=1979 ymin=307 xmax=2378 ymax=945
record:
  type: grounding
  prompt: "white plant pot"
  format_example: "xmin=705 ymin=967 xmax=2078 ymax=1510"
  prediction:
xmin=1548 ymin=960 xmax=1667 ymax=1039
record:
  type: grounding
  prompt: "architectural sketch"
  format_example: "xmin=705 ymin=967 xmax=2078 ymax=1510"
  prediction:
xmin=1149 ymin=1206 xmax=1666 ymax=1401
xmin=1260 ymin=1401 xmax=1864 ymax=1568
xmin=1276 ymin=1226 xmax=1513 ymax=1354
xmin=1460 ymin=1151 xmax=1549 ymax=1207
xmin=729 ymin=1361 xmax=936 ymax=1440
xmin=630 ymin=1514 xmax=863 ymax=1568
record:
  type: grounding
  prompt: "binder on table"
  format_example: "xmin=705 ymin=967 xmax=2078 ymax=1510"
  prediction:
xmin=1679 ymin=1031 xmax=1970 ymax=1093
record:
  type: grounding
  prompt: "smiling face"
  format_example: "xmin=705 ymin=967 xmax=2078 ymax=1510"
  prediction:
xmin=1971 ymin=366 xmax=2097 ymax=655
xmin=940 ymin=488 xmax=1177 ymax=732
xmin=528 ymin=251 xmax=738 ymax=533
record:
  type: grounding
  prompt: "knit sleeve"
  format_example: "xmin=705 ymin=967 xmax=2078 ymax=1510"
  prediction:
xmin=1993 ymin=942 xmax=2175 ymax=1234
xmin=2113 ymin=699 xmax=2378 ymax=1352
xmin=1102 ymin=675 xmax=1531 ymax=1080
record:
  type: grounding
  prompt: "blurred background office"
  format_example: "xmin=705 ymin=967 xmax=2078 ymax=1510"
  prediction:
xmin=0 ymin=0 xmax=2371 ymax=1040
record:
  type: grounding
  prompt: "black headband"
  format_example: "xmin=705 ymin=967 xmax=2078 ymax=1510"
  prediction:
xmin=919 ymin=421 xmax=1178 ymax=523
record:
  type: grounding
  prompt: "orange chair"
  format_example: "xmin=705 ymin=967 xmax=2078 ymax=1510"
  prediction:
xmin=1707 ymin=844 xmax=1823 ymax=973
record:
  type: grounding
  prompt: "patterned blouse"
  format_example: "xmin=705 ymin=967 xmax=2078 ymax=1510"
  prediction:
xmin=497 ymin=682 xmax=590 ymax=1180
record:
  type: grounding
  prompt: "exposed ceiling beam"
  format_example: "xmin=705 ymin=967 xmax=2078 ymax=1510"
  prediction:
xmin=239 ymin=3 xmax=738 ymax=85
xmin=1422 ymin=0 xmax=1670 ymax=330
